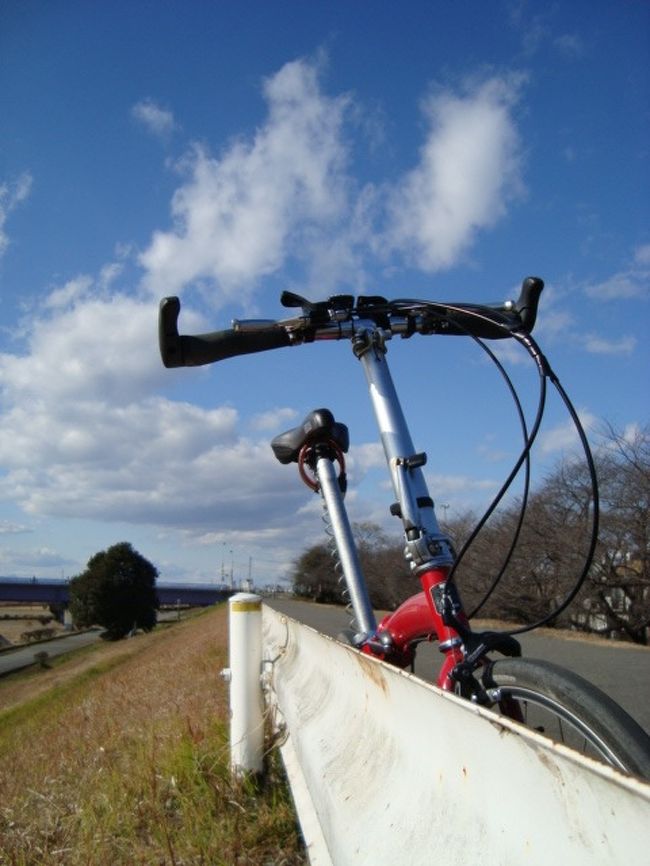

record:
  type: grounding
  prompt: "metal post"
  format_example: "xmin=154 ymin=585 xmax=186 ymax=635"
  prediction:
xmin=223 ymin=592 xmax=264 ymax=776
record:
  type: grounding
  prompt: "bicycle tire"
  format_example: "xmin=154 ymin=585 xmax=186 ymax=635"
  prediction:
xmin=484 ymin=657 xmax=650 ymax=780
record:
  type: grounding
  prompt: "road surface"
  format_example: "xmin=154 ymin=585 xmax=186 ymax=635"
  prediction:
xmin=266 ymin=598 xmax=650 ymax=735
xmin=0 ymin=628 xmax=104 ymax=677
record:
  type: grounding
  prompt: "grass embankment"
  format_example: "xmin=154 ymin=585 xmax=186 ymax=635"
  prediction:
xmin=0 ymin=606 xmax=305 ymax=865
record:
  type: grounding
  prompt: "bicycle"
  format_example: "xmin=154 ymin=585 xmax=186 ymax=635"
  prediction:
xmin=159 ymin=277 xmax=650 ymax=779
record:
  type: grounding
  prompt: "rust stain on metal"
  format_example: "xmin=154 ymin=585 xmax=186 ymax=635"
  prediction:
xmin=355 ymin=652 xmax=389 ymax=695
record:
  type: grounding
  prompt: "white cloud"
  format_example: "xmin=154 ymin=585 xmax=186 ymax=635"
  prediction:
xmin=0 ymin=269 xmax=310 ymax=537
xmin=0 ymin=60 xmax=537 ymax=569
xmin=249 ymin=407 xmax=298 ymax=432
xmin=584 ymin=273 xmax=647 ymax=300
xmin=140 ymin=58 xmax=352 ymax=300
xmin=0 ymin=172 xmax=32 ymax=257
xmin=531 ymin=268 xmax=643 ymax=359
xmin=132 ymin=98 xmax=176 ymax=136
xmin=0 ymin=545 xmax=75 ymax=569
xmin=581 ymin=334 xmax=636 ymax=356
xmin=539 ymin=411 xmax=598 ymax=455
xmin=0 ymin=288 xmax=164 ymax=406
xmin=385 ymin=76 xmax=525 ymax=271
xmin=554 ymin=34 xmax=585 ymax=59
xmin=139 ymin=62 xmax=530 ymax=301
xmin=634 ymin=243 xmax=650 ymax=266
xmin=428 ymin=473 xmax=499 ymax=495
xmin=583 ymin=248 xmax=650 ymax=301
xmin=0 ymin=520 xmax=32 ymax=535
xmin=43 ymin=275 xmax=94 ymax=310
xmin=349 ymin=442 xmax=385 ymax=474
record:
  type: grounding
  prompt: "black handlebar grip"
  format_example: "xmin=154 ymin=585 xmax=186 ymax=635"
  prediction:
xmin=514 ymin=277 xmax=544 ymax=335
xmin=158 ymin=296 xmax=292 ymax=368
xmin=159 ymin=296 xmax=183 ymax=367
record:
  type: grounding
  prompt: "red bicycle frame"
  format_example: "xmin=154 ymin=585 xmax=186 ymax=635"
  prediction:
xmin=374 ymin=568 xmax=467 ymax=691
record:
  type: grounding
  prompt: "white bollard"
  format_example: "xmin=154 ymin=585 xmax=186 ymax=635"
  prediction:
xmin=224 ymin=592 xmax=264 ymax=776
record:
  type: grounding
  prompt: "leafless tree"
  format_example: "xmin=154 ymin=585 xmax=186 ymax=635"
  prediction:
xmin=574 ymin=423 xmax=650 ymax=643
xmin=291 ymin=424 xmax=650 ymax=643
xmin=291 ymin=522 xmax=412 ymax=609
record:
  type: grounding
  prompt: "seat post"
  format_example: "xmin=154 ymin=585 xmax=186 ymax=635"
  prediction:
xmin=315 ymin=454 xmax=377 ymax=640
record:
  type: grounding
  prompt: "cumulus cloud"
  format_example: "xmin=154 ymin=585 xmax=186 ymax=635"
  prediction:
xmin=0 ymin=287 xmax=165 ymax=406
xmin=139 ymin=61 xmax=528 ymax=302
xmin=132 ymin=98 xmax=176 ymax=136
xmin=527 ymin=261 xmax=642 ymax=359
xmin=0 ymin=172 xmax=32 ymax=257
xmin=424 ymin=472 xmax=500 ymax=511
xmin=0 ymin=268 xmax=309 ymax=536
xmin=0 ymin=520 xmax=32 ymax=535
xmin=140 ymin=58 xmax=352 ymax=300
xmin=584 ymin=273 xmax=647 ymax=301
xmin=581 ymin=334 xmax=636 ymax=356
xmin=0 ymin=59 xmax=535 ymax=571
xmin=348 ymin=442 xmax=385 ymax=475
xmin=249 ymin=407 xmax=298 ymax=432
xmin=385 ymin=76 xmax=525 ymax=271
xmin=635 ymin=244 xmax=650 ymax=266
xmin=583 ymin=246 xmax=650 ymax=301
xmin=0 ymin=546 xmax=75 ymax=570
xmin=539 ymin=411 xmax=598 ymax=455
xmin=573 ymin=247 xmax=647 ymax=354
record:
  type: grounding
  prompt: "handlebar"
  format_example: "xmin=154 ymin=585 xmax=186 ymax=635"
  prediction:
xmin=159 ymin=277 xmax=544 ymax=368
xmin=158 ymin=296 xmax=292 ymax=367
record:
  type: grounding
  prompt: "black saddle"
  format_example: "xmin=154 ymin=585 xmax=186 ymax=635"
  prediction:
xmin=271 ymin=408 xmax=349 ymax=464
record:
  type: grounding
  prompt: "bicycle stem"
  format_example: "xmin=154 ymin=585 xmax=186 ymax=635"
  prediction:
xmin=310 ymin=325 xmax=463 ymax=668
xmin=353 ymin=327 xmax=454 ymax=573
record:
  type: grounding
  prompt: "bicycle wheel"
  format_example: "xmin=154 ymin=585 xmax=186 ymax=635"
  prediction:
xmin=483 ymin=657 xmax=650 ymax=780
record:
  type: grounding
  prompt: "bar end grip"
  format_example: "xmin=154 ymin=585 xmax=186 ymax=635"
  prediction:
xmin=514 ymin=277 xmax=544 ymax=335
xmin=159 ymin=296 xmax=183 ymax=368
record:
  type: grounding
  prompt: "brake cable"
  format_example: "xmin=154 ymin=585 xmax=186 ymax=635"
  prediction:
xmin=450 ymin=336 xmax=533 ymax=618
xmin=384 ymin=299 xmax=599 ymax=637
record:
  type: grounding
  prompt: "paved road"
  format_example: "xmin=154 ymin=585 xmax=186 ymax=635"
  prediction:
xmin=266 ymin=598 xmax=650 ymax=735
xmin=0 ymin=611 xmax=192 ymax=678
xmin=0 ymin=629 xmax=103 ymax=676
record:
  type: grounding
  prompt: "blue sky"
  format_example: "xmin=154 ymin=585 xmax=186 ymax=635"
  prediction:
xmin=0 ymin=1 xmax=648 ymax=587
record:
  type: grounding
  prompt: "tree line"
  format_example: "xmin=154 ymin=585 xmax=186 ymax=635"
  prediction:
xmin=291 ymin=424 xmax=650 ymax=644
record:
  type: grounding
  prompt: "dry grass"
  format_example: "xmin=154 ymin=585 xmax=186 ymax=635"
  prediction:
xmin=0 ymin=606 xmax=66 ymax=646
xmin=0 ymin=606 xmax=305 ymax=865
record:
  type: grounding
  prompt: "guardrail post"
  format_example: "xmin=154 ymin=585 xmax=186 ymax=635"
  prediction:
xmin=222 ymin=592 xmax=264 ymax=776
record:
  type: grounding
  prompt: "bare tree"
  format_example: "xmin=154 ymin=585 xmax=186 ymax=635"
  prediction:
xmin=292 ymin=542 xmax=344 ymax=604
xmin=291 ymin=522 xmax=412 ymax=609
xmin=575 ymin=423 xmax=650 ymax=643
xmin=453 ymin=423 xmax=650 ymax=643
xmin=449 ymin=490 xmax=587 ymax=627
xmin=291 ymin=425 xmax=650 ymax=644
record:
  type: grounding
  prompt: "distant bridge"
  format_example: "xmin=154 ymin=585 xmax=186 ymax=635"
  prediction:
xmin=0 ymin=577 xmax=233 ymax=608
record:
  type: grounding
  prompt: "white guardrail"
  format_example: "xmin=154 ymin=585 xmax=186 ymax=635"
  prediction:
xmin=224 ymin=594 xmax=650 ymax=865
